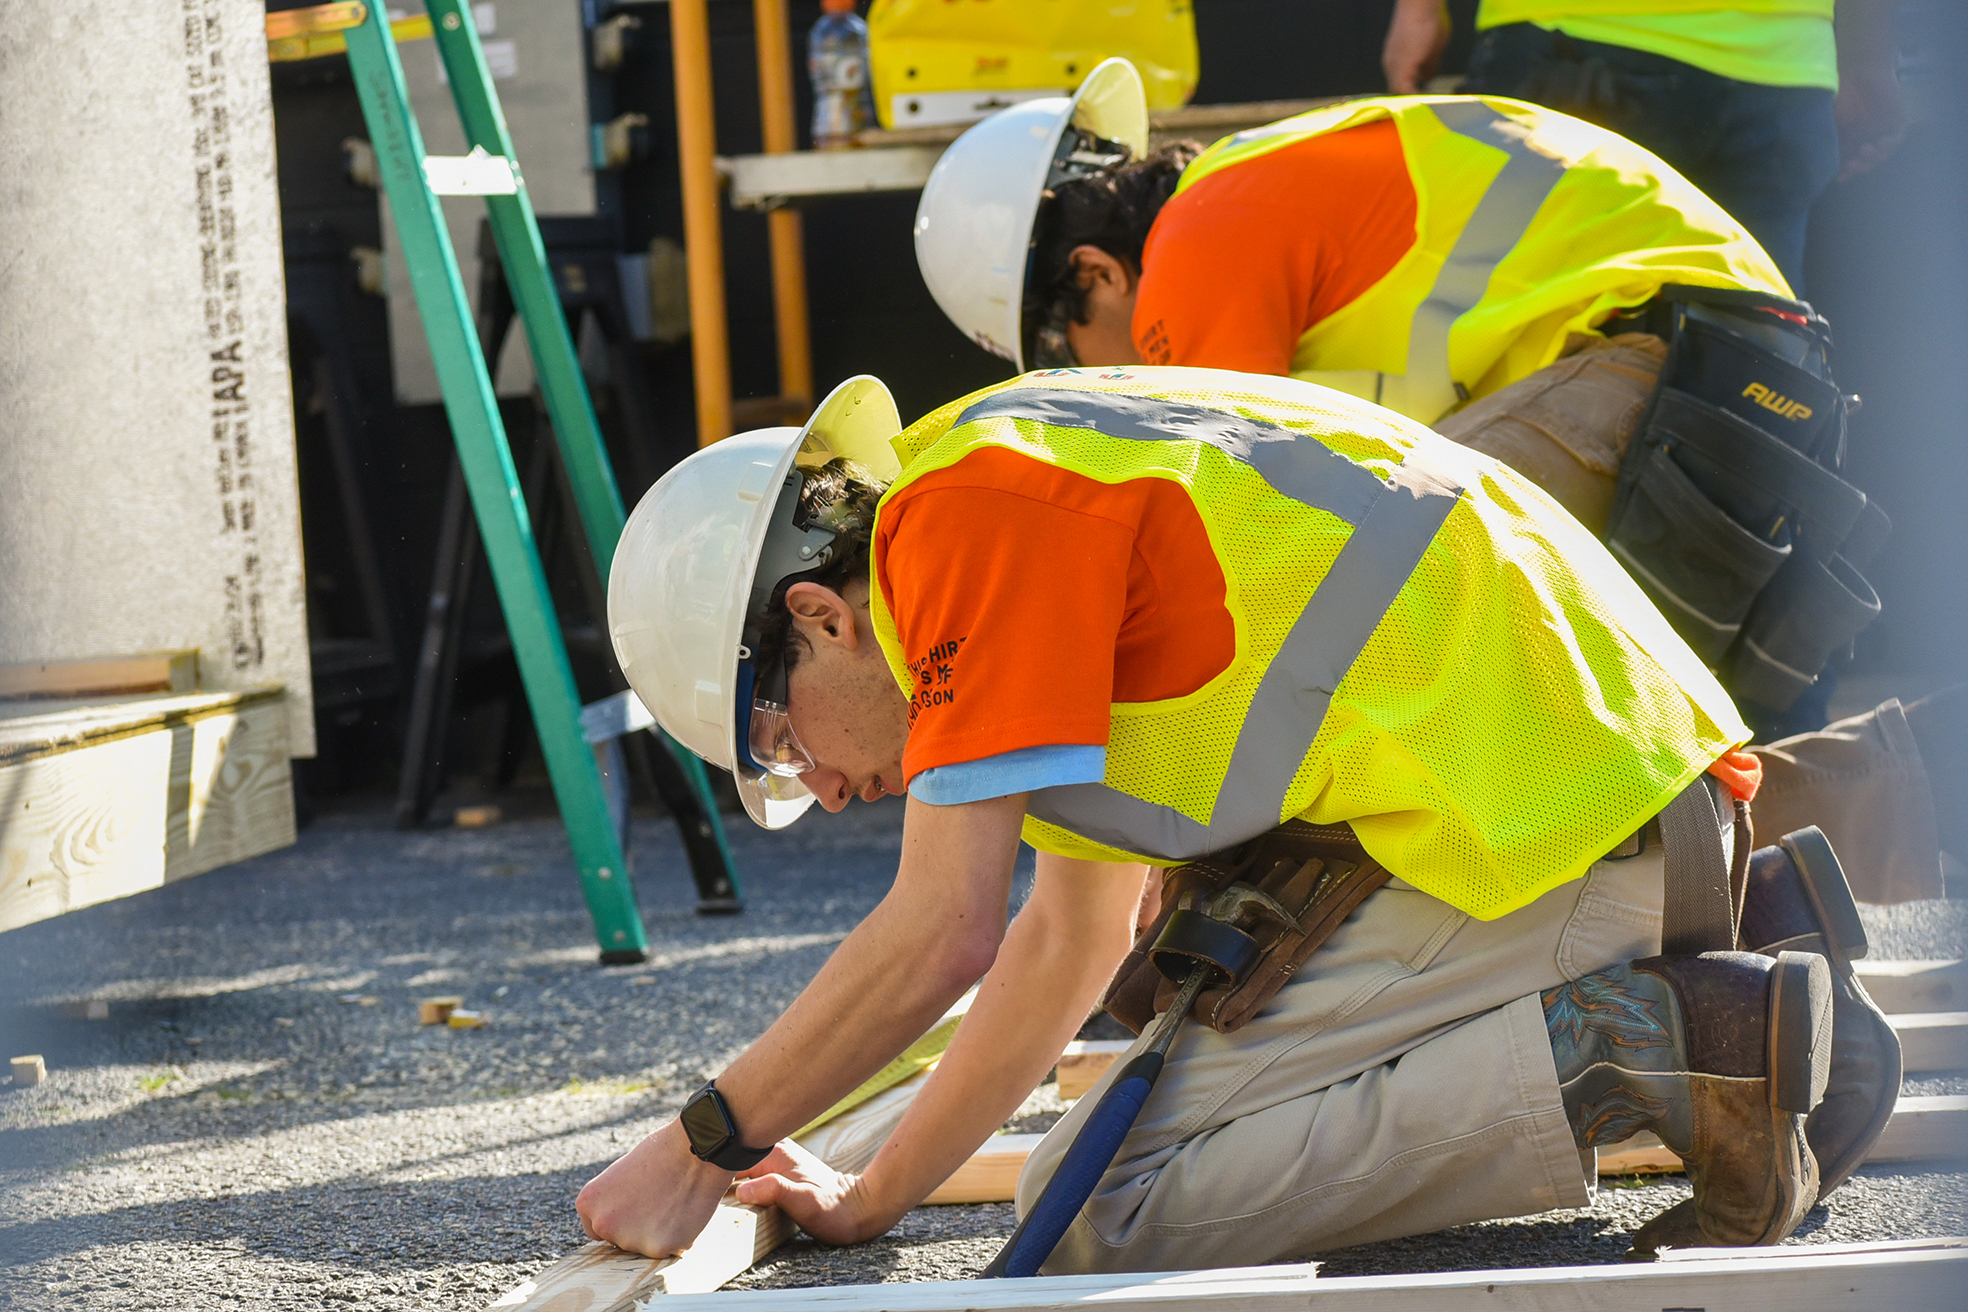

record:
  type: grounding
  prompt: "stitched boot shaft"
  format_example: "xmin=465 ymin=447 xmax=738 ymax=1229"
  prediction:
xmin=1551 ymin=951 xmax=1831 ymax=1248
xmin=1544 ymin=963 xmax=1694 ymax=1152
xmin=1633 ymin=831 xmax=1901 ymax=1255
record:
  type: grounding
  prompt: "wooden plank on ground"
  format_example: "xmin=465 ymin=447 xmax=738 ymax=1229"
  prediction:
xmin=1859 ymin=960 xmax=1968 ymax=1014
xmin=653 ymin=1240 xmax=1968 ymax=1311
xmin=923 ymin=1134 xmax=1043 ymax=1206
xmin=1056 ymin=1040 xmax=1133 ymax=1101
xmin=483 ymin=1066 xmax=943 ymax=1309
xmin=0 ymin=651 xmax=198 ymax=701
xmin=0 ymin=688 xmax=294 ymax=933
xmin=1896 ymin=1012 xmax=1968 ymax=1073
xmin=484 ymin=1199 xmax=794 ymax=1312
xmin=1598 ymin=1095 xmax=1968 ymax=1175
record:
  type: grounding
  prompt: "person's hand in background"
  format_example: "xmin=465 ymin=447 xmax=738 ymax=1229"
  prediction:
xmin=1835 ymin=0 xmax=1909 ymax=180
xmin=1384 ymin=0 xmax=1452 ymax=94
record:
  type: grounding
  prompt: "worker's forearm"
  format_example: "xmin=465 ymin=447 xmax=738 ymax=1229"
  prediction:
xmin=854 ymin=855 xmax=1148 ymax=1222
xmin=712 ymin=793 xmax=1026 ymax=1146
xmin=1836 ymin=0 xmax=1898 ymax=79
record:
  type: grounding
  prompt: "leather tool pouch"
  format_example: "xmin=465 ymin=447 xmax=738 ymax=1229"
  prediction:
xmin=1101 ymin=821 xmax=1391 ymax=1036
xmin=1604 ymin=286 xmax=1886 ymax=712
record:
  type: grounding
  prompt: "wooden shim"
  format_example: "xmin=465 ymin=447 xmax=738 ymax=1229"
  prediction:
xmin=1056 ymin=1040 xmax=1133 ymax=1101
xmin=0 ymin=689 xmax=294 ymax=933
xmin=651 ymin=1242 xmax=1968 ymax=1311
xmin=1858 ymin=960 xmax=1968 ymax=1014
xmin=484 ymin=1199 xmax=795 ymax=1312
xmin=1597 ymin=1095 xmax=1968 ymax=1175
xmin=923 ymin=1134 xmax=1043 ymax=1206
xmin=0 ymin=651 xmax=198 ymax=701
xmin=1896 ymin=1012 xmax=1968 ymax=1073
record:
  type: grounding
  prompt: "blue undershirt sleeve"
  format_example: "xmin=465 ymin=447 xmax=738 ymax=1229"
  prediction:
xmin=907 ymin=744 xmax=1108 ymax=807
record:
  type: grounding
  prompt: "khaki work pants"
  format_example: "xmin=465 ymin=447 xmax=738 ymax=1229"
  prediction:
xmin=1019 ymin=840 xmax=1671 ymax=1272
xmin=1438 ymin=336 xmax=1944 ymax=904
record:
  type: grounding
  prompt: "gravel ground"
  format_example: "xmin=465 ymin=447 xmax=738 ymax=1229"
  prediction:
xmin=2 ymin=798 xmax=1963 ymax=1309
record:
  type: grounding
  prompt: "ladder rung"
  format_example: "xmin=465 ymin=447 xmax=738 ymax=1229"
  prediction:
xmin=424 ymin=147 xmax=519 ymax=196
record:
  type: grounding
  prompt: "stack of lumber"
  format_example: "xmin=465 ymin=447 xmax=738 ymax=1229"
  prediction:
xmin=0 ymin=652 xmax=294 ymax=933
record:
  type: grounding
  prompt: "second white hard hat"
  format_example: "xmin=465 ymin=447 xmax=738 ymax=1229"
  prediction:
xmin=606 ymin=376 xmax=903 ymax=829
xmin=913 ymin=57 xmax=1149 ymax=370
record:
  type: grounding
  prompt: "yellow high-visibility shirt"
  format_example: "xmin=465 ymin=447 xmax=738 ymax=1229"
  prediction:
xmin=1477 ymin=1 xmax=1839 ymax=90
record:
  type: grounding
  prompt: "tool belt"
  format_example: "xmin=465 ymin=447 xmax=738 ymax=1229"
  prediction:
xmin=1604 ymin=285 xmax=1889 ymax=715
xmin=1101 ymin=820 xmax=1391 ymax=1036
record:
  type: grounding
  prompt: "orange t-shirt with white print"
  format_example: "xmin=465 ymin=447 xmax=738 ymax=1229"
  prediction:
xmin=1132 ymin=119 xmax=1419 ymax=376
xmin=872 ymin=445 xmax=1235 ymax=788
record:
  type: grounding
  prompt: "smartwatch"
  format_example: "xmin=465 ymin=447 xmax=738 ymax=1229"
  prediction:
xmin=679 ymin=1081 xmax=773 ymax=1171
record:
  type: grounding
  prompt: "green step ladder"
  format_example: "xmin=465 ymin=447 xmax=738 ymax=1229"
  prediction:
xmin=317 ymin=0 xmax=739 ymax=961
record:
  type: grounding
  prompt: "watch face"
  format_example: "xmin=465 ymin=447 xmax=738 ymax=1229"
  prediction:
xmin=680 ymin=1086 xmax=734 ymax=1157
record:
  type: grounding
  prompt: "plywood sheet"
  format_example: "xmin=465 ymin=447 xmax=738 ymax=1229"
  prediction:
xmin=0 ymin=0 xmax=312 ymax=754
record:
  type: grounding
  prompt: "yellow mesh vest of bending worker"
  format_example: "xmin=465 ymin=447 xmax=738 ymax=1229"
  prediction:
xmin=870 ymin=366 xmax=1747 ymax=920
xmin=1174 ymin=95 xmax=1790 ymax=426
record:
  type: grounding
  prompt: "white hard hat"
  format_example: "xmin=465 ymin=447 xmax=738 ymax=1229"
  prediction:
xmin=607 ymin=376 xmax=903 ymax=829
xmin=913 ymin=57 xmax=1149 ymax=370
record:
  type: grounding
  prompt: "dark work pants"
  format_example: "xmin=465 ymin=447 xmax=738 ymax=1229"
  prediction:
xmin=1463 ymin=22 xmax=1841 ymax=294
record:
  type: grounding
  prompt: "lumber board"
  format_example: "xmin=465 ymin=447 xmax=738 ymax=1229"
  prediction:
xmin=484 ymin=1199 xmax=794 ymax=1312
xmin=923 ymin=1134 xmax=1044 ymax=1206
xmin=1895 ymin=1011 xmax=1968 ymax=1073
xmin=1597 ymin=1095 xmax=1968 ymax=1175
xmin=483 ymin=1071 xmax=940 ymax=1311
xmin=0 ymin=689 xmax=294 ymax=933
xmin=1858 ymin=959 xmax=1968 ymax=1014
xmin=1056 ymin=1040 xmax=1133 ymax=1101
xmin=0 ymin=651 xmax=198 ymax=701
xmin=653 ymin=1241 xmax=1968 ymax=1311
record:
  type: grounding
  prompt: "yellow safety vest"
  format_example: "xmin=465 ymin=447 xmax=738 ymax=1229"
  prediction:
xmin=1175 ymin=96 xmax=1790 ymax=424
xmin=1482 ymin=1 xmax=1832 ymax=20
xmin=871 ymin=366 xmax=1747 ymax=920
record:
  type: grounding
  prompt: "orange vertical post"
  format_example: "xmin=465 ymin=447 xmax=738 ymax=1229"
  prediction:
xmin=670 ymin=0 xmax=732 ymax=446
xmin=753 ymin=0 xmax=814 ymax=411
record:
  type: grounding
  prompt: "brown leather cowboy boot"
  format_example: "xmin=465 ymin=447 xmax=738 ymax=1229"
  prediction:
xmin=1546 ymin=950 xmax=1832 ymax=1247
xmin=1630 ymin=828 xmax=1901 ymax=1255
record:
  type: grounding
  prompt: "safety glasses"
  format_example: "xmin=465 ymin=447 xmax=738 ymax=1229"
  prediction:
xmin=747 ymin=698 xmax=816 ymax=778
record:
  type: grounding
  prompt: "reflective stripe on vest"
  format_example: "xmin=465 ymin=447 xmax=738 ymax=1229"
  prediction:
xmin=1379 ymin=102 xmax=1567 ymax=424
xmin=947 ymin=388 xmax=1465 ymax=861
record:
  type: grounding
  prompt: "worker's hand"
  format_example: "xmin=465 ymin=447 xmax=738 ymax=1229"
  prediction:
xmin=1835 ymin=69 xmax=1909 ymax=181
xmin=1383 ymin=0 xmax=1451 ymax=94
xmin=575 ymin=1119 xmax=734 ymax=1257
xmin=733 ymin=1139 xmax=895 ymax=1244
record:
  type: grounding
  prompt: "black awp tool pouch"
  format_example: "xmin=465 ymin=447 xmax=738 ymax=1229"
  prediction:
xmin=1604 ymin=286 xmax=1886 ymax=713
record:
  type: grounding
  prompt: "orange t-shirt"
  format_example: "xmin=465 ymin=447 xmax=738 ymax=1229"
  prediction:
xmin=873 ymin=445 xmax=1235 ymax=786
xmin=1132 ymin=120 xmax=1418 ymax=376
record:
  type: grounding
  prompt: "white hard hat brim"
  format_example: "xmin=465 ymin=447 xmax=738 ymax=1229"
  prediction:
xmin=607 ymin=375 xmax=902 ymax=832
xmin=914 ymin=57 xmax=1149 ymax=371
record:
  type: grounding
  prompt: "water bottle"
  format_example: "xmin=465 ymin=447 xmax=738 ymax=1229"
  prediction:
xmin=809 ymin=0 xmax=873 ymax=149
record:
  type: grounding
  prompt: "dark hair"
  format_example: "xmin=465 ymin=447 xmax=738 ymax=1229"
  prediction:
xmin=1024 ymin=142 xmax=1200 ymax=360
xmin=754 ymin=457 xmax=888 ymax=680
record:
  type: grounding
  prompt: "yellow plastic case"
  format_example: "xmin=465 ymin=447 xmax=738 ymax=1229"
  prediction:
xmin=868 ymin=0 xmax=1197 ymax=130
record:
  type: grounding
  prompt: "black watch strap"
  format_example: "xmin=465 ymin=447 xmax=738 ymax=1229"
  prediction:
xmin=680 ymin=1081 xmax=773 ymax=1172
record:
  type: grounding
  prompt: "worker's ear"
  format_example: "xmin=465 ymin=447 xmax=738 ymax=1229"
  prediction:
xmin=783 ymin=581 xmax=862 ymax=651
xmin=1069 ymin=245 xmax=1136 ymax=294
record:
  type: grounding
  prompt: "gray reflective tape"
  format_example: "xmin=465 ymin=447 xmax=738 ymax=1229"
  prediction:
xmin=974 ymin=387 xmax=1467 ymax=861
xmin=1380 ymin=102 xmax=1570 ymax=424
xmin=951 ymin=389 xmax=1387 ymax=526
